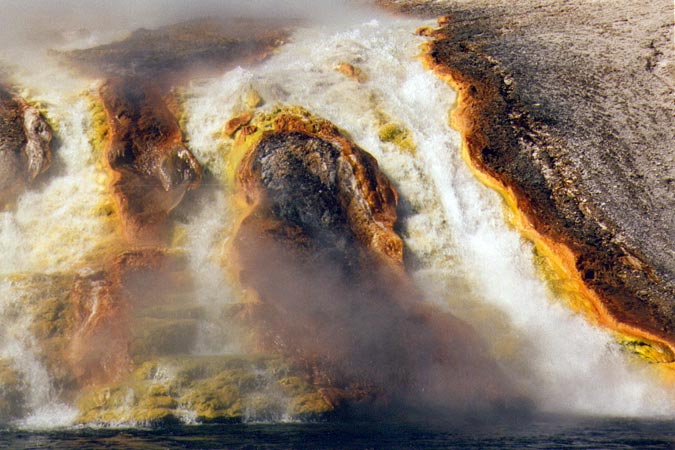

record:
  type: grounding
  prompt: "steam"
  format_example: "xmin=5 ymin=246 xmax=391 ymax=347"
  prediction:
xmin=236 ymin=227 xmax=525 ymax=416
xmin=0 ymin=0 xmax=382 ymax=52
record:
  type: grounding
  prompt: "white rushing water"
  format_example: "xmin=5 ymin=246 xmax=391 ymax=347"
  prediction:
xmin=183 ymin=17 xmax=675 ymax=416
xmin=0 ymin=47 xmax=114 ymax=427
xmin=0 ymin=12 xmax=673 ymax=426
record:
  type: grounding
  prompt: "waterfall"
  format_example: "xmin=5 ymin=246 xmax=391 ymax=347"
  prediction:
xmin=0 ymin=11 xmax=672 ymax=427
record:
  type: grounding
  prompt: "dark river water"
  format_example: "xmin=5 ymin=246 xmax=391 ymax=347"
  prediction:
xmin=2 ymin=415 xmax=674 ymax=449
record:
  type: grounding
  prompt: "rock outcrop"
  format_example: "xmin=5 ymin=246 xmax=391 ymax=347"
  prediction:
xmin=68 ymin=248 xmax=178 ymax=386
xmin=76 ymin=354 xmax=335 ymax=424
xmin=63 ymin=17 xmax=296 ymax=241
xmin=382 ymin=0 xmax=675 ymax=362
xmin=0 ymin=18 xmax=352 ymax=426
xmin=13 ymin=249 xmax=183 ymax=390
xmin=236 ymin=107 xmax=403 ymax=267
xmin=0 ymin=86 xmax=52 ymax=207
xmin=99 ymin=78 xmax=202 ymax=241
xmin=231 ymin=107 xmax=520 ymax=414
xmin=11 ymin=248 xmax=338 ymax=424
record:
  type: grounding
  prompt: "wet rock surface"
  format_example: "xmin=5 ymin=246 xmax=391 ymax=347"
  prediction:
xmin=232 ymin=107 xmax=521 ymax=414
xmin=0 ymin=86 xmax=52 ymax=207
xmin=5 ymin=18 xmax=327 ymax=424
xmin=62 ymin=17 xmax=293 ymax=85
xmin=236 ymin=108 xmax=403 ymax=265
xmin=99 ymin=78 xmax=202 ymax=241
xmin=380 ymin=0 xmax=675 ymax=353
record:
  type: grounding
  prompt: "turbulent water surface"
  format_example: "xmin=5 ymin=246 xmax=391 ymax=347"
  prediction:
xmin=3 ymin=417 xmax=675 ymax=449
xmin=0 ymin=0 xmax=673 ymax=437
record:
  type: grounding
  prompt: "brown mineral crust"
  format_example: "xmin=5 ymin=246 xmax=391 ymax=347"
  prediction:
xmin=412 ymin=3 xmax=675 ymax=357
xmin=0 ymin=85 xmax=52 ymax=207
xmin=336 ymin=63 xmax=367 ymax=83
xmin=223 ymin=111 xmax=253 ymax=138
xmin=68 ymin=270 xmax=131 ymax=386
xmin=62 ymin=17 xmax=294 ymax=85
xmin=67 ymin=248 xmax=179 ymax=386
xmin=99 ymin=77 xmax=202 ymax=241
xmin=372 ymin=0 xmax=442 ymax=16
xmin=232 ymin=110 xmax=519 ymax=412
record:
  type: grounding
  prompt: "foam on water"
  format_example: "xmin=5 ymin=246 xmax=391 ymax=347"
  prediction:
xmin=0 ymin=12 xmax=673 ymax=426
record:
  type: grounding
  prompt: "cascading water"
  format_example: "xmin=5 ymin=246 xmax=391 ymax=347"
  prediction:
xmin=0 ymin=6 xmax=673 ymax=428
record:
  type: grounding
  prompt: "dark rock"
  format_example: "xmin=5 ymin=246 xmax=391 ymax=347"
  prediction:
xmin=61 ymin=17 xmax=294 ymax=85
xmin=0 ymin=86 xmax=52 ymax=206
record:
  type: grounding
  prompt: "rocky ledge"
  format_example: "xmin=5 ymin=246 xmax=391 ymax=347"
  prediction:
xmin=62 ymin=17 xmax=294 ymax=85
xmin=0 ymin=85 xmax=52 ymax=207
xmin=230 ymin=107 xmax=522 ymax=414
xmin=391 ymin=0 xmax=675 ymax=360
xmin=2 ymin=248 xmax=334 ymax=424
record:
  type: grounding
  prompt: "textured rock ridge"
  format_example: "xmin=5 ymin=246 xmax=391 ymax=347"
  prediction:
xmin=236 ymin=107 xmax=403 ymax=267
xmin=99 ymin=78 xmax=202 ymax=241
xmin=231 ymin=107 xmax=520 ymax=414
xmin=0 ymin=86 xmax=52 ymax=207
xmin=403 ymin=0 xmax=675 ymax=362
xmin=62 ymin=17 xmax=293 ymax=84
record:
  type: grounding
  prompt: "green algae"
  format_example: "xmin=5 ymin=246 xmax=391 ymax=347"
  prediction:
xmin=617 ymin=335 xmax=675 ymax=364
xmin=130 ymin=318 xmax=199 ymax=361
xmin=170 ymin=87 xmax=190 ymax=137
xmin=377 ymin=122 xmax=415 ymax=153
xmin=277 ymin=376 xmax=309 ymax=396
xmin=531 ymin=245 xmax=675 ymax=364
xmin=5 ymin=273 xmax=80 ymax=392
xmin=244 ymin=88 xmax=263 ymax=109
xmin=83 ymin=91 xmax=109 ymax=160
xmin=289 ymin=392 xmax=333 ymax=418
xmin=182 ymin=380 xmax=244 ymax=422
xmin=76 ymin=354 xmax=333 ymax=425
